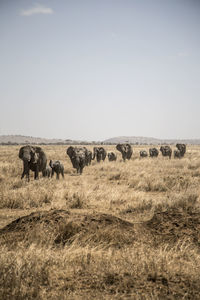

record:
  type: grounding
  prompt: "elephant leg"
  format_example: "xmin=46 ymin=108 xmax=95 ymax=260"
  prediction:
xmin=34 ymin=166 xmax=39 ymax=180
xmin=56 ymin=172 xmax=59 ymax=180
xmin=51 ymin=169 xmax=54 ymax=178
xmin=21 ymin=170 xmax=25 ymax=179
xmin=61 ymin=170 xmax=64 ymax=178
xmin=80 ymin=166 xmax=83 ymax=174
xmin=21 ymin=161 xmax=28 ymax=180
xmin=26 ymin=169 xmax=30 ymax=182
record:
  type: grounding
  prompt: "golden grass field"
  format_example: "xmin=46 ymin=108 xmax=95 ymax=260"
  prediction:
xmin=1 ymin=145 xmax=200 ymax=299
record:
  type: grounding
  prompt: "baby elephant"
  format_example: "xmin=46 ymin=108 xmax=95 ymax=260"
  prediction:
xmin=108 ymin=152 xmax=117 ymax=161
xmin=49 ymin=160 xmax=64 ymax=179
xmin=140 ymin=150 xmax=148 ymax=158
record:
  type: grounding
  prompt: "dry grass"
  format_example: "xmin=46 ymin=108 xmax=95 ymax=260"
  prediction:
xmin=0 ymin=145 xmax=200 ymax=299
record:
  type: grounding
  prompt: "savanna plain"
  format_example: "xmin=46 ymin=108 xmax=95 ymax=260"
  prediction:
xmin=1 ymin=145 xmax=200 ymax=299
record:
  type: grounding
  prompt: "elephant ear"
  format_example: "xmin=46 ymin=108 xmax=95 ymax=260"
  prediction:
xmin=34 ymin=146 xmax=46 ymax=158
xmin=67 ymin=146 xmax=75 ymax=157
xmin=35 ymin=146 xmax=42 ymax=152
xmin=19 ymin=146 xmax=25 ymax=159
xmin=34 ymin=146 xmax=47 ymax=169
xmin=126 ymin=144 xmax=131 ymax=151
xmin=116 ymin=144 xmax=122 ymax=152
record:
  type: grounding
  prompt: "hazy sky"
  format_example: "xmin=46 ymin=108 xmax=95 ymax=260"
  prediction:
xmin=1 ymin=0 xmax=200 ymax=141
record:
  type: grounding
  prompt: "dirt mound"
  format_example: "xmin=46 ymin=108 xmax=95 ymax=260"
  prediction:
xmin=0 ymin=210 xmax=135 ymax=248
xmin=144 ymin=207 xmax=200 ymax=246
xmin=2 ymin=207 xmax=199 ymax=249
xmin=0 ymin=209 xmax=70 ymax=233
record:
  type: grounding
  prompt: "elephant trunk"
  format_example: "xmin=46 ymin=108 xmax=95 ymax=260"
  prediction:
xmin=23 ymin=153 xmax=31 ymax=162
xmin=21 ymin=159 xmax=30 ymax=181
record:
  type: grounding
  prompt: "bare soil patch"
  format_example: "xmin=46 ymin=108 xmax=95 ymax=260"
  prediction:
xmin=144 ymin=207 xmax=200 ymax=247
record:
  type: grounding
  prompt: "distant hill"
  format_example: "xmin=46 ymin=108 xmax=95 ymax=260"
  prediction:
xmin=0 ymin=135 xmax=93 ymax=145
xmin=103 ymin=136 xmax=200 ymax=145
xmin=0 ymin=135 xmax=200 ymax=145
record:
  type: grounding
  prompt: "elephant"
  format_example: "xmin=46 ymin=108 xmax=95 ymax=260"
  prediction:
xmin=116 ymin=144 xmax=132 ymax=161
xmin=83 ymin=147 xmax=92 ymax=166
xmin=176 ymin=144 xmax=186 ymax=157
xmin=66 ymin=146 xmax=87 ymax=174
xmin=92 ymin=147 xmax=107 ymax=162
xmin=19 ymin=145 xmax=47 ymax=181
xmin=140 ymin=150 xmax=148 ymax=158
xmin=149 ymin=148 xmax=159 ymax=157
xmin=43 ymin=166 xmax=51 ymax=178
xmin=174 ymin=150 xmax=182 ymax=158
xmin=160 ymin=146 xmax=172 ymax=159
xmin=108 ymin=152 xmax=117 ymax=161
xmin=49 ymin=160 xmax=64 ymax=179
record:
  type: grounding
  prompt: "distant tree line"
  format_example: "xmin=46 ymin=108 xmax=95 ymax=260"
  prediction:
xmin=0 ymin=141 xmax=198 ymax=146
xmin=0 ymin=141 xmax=103 ymax=146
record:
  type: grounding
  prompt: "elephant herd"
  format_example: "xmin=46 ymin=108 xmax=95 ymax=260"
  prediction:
xmin=19 ymin=143 xmax=186 ymax=181
xmin=145 ymin=144 xmax=186 ymax=159
xmin=19 ymin=145 xmax=65 ymax=181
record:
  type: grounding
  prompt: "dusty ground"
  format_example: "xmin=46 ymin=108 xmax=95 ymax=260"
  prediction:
xmin=0 ymin=145 xmax=200 ymax=299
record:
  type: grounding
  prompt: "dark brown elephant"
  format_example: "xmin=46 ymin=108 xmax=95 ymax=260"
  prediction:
xmin=67 ymin=146 xmax=87 ymax=174
xmin=160 ymin=146 xmax=172 ymax=159
xmin=176 ymin=144 xmax=186 ymax=157
xmin=140 ymin=150 xmax=148 ymax=158
xmin=92 ymin=147 xmax=107 ymax=162
xmin=108 ymin=152 xmax=117 ymax=161
xmin=116 ymin=144 xmax=132 ymax=161
xmin=49 ymin=160 xmax=64 ymax=179
xmin=19 ymin=145 xmax=47 ymax=181
xmin=174 ymin=150 xmax=182 ymax=158
xmin=149 ymin=148 xmax=159 ymax=157
xmin=83 ymin=147 xmax=92 ymax=165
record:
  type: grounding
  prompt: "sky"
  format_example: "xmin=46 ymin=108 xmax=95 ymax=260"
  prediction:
xmin=1 ymin=0 xmax=200 ymax=141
